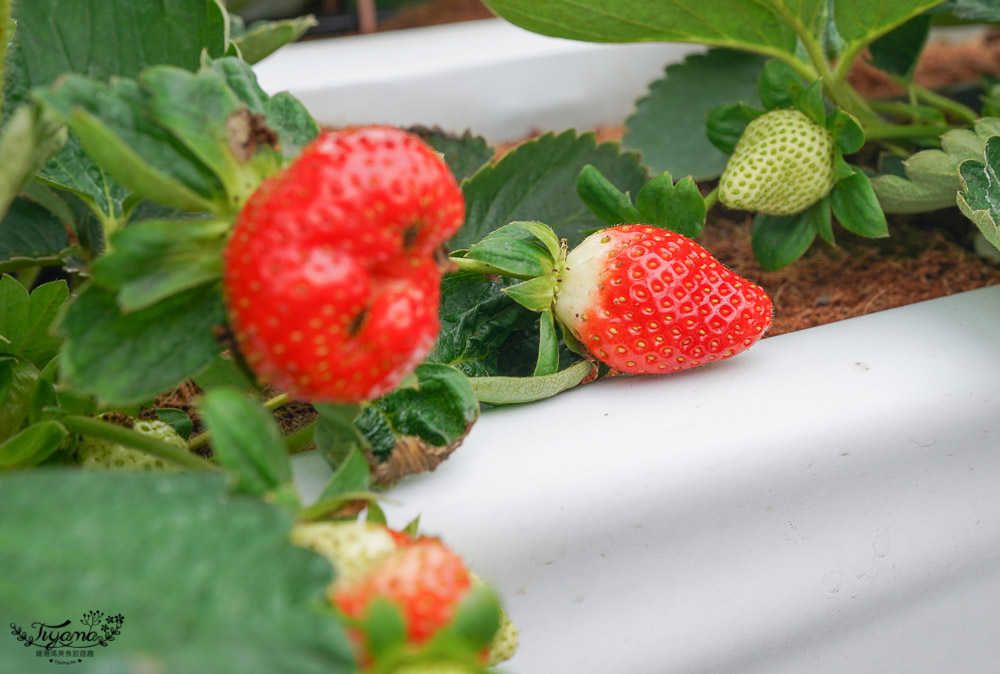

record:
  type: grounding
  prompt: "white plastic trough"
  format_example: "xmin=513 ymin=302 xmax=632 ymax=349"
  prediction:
xmin=257 ymin=20 xmax=1000 ymax=673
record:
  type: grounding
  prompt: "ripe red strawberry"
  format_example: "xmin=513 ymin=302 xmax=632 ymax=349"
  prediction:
xmin=331 ymin=538 xmax=473 ymax=646
xmin=224 ymin=126 xmax=464 ymax=402
xmin=554 ymin=225 xmax=772 ymax=374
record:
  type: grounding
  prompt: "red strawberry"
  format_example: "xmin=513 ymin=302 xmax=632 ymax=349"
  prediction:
xmin=554 ymin=224 xmax=772 ymax=374
xmin=331 ymin=539 xmax=472 ymax=646
xmin=224 ymin=126 xmax=464 ymax=402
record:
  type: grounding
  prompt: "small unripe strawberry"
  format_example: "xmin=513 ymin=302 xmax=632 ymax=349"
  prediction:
xmin=77 ymin=419 xmax=186 ymax=471
xmin=554 ymin=225 xmax=772 ymax=374
xmin=719 ymin=109 xmax=835 ymax=216
xmin=289 ymin=520 xmax=403 ymax=584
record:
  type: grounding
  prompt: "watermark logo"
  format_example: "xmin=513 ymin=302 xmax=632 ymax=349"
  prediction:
xmin=9 ymin=611 xmax=124 ymax=666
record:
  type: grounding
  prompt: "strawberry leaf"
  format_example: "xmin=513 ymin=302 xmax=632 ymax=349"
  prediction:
xmin=833 ymin=0 xmax=942 ymax=47
xmin=827 ymin=109 xmax=865 ymax=155
xmin=751 ymin=207 xmax=820 ymax=271
xmin=625 ymin=48 xmax=766 ymax=181
xmin=409 ymin=126 xmax=494 ymax=183
xmin=871 ymin=118 xmax=1000 ymax=213
xmin=577 ymin=164 xmax=641 ymax=225
xmin=0 ymin=354 xmax=38 ymax=444
xmin=156 ymin=408 xmax=194 ymax=440
xmin=0 ymin=104 xmax=66 ymax=220
xmin=231 ymin=15 xmax=318 ymax=65
xmin=362 ymin=598 xmax=408 ymax=660
xmin=0 ymin=274 xmax=67 ymax=368
xmin=464 ymin=223 xmax=556 ymax=279
xmin=315 ymin=446 xmax=372 ymax=501
xmin=57 ymin=283 xmax=224 ymax=406
xmin=533 ymin=310 xmax=560 ymax=377
xmin=957 ymin=136 xmax=1000 ymax=253
xmin=0 ymin=419 xmax=67 ymax=469
xmin=795 ymin=80 xmax=827 ymax=127
xmin=866 ymin=13 xmax=931 ymax=78
xmin=830 ymin=167 xmax=889 ymax=238
xmin=92 ymin=218 xmax=229 ymax=312
xmin=447 ymin=585 xmax=501 ymax=651
xmin=457 ymin=130 xmax=646 ymax=250
xmin=200 ymin=387 xmax=297 ymax=504
xmin=757 ymin=60 xmax=805 ymax=111
xmin=0 ymin=471 xmax=356 ymax=673
xmin=635 ymin=174 xmax=707 ymax=238
xmin=706 ymin=103 xmax=764 ymax=156
xmin=354 ymin=364 xmax=479 ymax=484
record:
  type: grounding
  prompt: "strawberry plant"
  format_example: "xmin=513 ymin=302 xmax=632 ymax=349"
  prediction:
xmin=482 ymin=0 xmax=1000 ymax=269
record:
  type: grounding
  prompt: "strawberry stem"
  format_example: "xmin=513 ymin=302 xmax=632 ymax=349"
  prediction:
xmin=61 ymin=415 xmax=218 ymax=472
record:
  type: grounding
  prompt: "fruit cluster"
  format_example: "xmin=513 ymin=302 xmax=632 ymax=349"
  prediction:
xmin=224 ymin=127 xmax=465 ymax=403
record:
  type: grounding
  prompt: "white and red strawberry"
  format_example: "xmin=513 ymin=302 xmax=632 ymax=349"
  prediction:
xmin=224 ymin=126 xmax=464 ymax=403
xmin=553 ymin=225 xmax=772 ymax=373
xmin=719 ymin=108 xmax=836 ymax=216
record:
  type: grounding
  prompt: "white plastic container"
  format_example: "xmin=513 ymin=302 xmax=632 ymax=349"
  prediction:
xmin=265 ymin=21 xmax=1000 ymax=673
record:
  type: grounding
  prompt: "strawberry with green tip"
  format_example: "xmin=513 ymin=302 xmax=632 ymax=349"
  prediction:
xmin=719 ymin=108 xmax=835 ymax=216
xmin=224 ymin=126 xmax=464 ymax=404
xmin=554 ymin=225 xmax=772 ymax=374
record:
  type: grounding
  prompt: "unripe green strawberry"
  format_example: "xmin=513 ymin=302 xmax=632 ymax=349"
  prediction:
xmin=289 ymin=520 xmax=405 ymax=584
xmin=470 ymin=573 xmax=518 ymax=666
xmin=77 ymin=419 xmax=186 ymax=472
xmin=224 ymin=126 xmax=464 ymax=403
xmin=719 ymin=109 xmax=835 ymax=216
xmin=554 ymin=225 xmax=772 ymax=374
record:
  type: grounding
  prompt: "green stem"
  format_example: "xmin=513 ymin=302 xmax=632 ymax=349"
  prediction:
xmin=62 ymin=415 xmax=218 ymax=472
xmin=0 ymin=0 xmax=10 ymax=123
xmin=187 ymin=392 xmax=291 ymax=451
xmin=297 ymin=491 xmax=383 ymax=521
xmin=864 ymin=123 xmax=955 ymax=141
xmin=703 ymin=187 xmax=719 ymax=211
xmin=906 ymin=80 xmax=979 ymax=125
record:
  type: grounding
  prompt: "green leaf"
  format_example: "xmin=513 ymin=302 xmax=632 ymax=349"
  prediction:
xmin=871 ymin=117 xmax=1000 ymax=213
xmin=141 ymin=65 xmax=281 ymax=211
xmin=625 ymin=49 xmax=766 ymax=181
xmin=0 ymin=103 xmax=66 ymax=218
xmin=706 ymin=102 xmax=764 ymax=155
xmin=577 ymin=164 xmax=641 ymax=225
xmin=356 ymin=364 xmax=479 ymax=470
xmin=58 ymin=283 xmax=223 ymax=406
xmin=233 ymin=15 xmax=318 ymax=65
xmin=266 ymin=92 xmax=320 ymax=160
xmin=0 ymin=274 xmax=67 ymax=367
xmin=465 ymin=223 xmax=556 ymax=278
xmin=0 ymin=355 xmax=38 ymax=443
xmin=468 ymin=358 xmax=593 ymax=405
xmin=834 ymin=0 xmax=943 ymax=45
xmin=813 ymin=196 xmax=836 ymax=246
xmin=504 ymin=275 xmax=558 ymax=313
xmin=156 ymin=408 xmax=194 ymax=440
xmin=827 ymin=108 xmax=866 ymax=154
xmin=958 ymin=136 xmax=1000 ymax=252
xmin=194 ymin=352 xmax=256 ymax=393
xmin=457 ymin=130 xmax=646 ymax=250
xmin=34 ymin=75 xmax=228 ymax=214
xmin=0 ymin=419 xmax=67 ymax=469
xmin=410 ymin=126 xmax=494 ymax=183
xmin=533 ymin=310 xmax=559 ymax=376
xmin=831 ymin=167 xmax=890 ymax=238
xmin=313 ymin=403 xmax=365 ymax=469
xmin=636 ymin=174 xmax=707 ymax=238
xmin=751 ymin=209 xmax=819 ymax=271
xmin=757 ymin=60 xmax=805 ymax=110
xmin=428 ymin=272 xmax=539 ymax=378
xmin=0 ymin=471 xmax=356 ymax=673
xmin=35 ymin=133 xmax=131 ymax=226
xmin=362 ymin=599 xmax=408 ymax=659
xmin=480 ymin=0 xmax=823 ymax=56
xmin=92 ymin=218 xmax=229 ymax=311
xmin=0 ymin=196 xmax=72 ymax=273
xmin=867 ymin=13 xmax=932 ymax=77
xmin=200 ymin=387 xmax=296 ymax=501
xmin=316 ymin=446 xmax=372 ymax=501
xmin=795 ymin=80 xmax=827 ymax=126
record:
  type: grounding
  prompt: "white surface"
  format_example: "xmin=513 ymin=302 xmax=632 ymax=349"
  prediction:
xmin=294 ymin=286 xmax=1000 ymax=673
xmin=253 ymin=19 xmax=700 ymax=142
